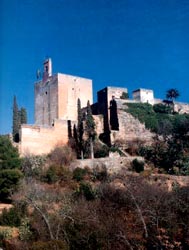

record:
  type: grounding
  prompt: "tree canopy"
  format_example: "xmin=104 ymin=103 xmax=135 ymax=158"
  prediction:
xmin=166 ymin=88 xmax=180 ymax=102
xmin=0 ymin=135 xmax=21 ymax=170
xmin=0 ymin=135 xmax=22 ymax=201
xmin=12 ymin=96 xmax=28 ymax=142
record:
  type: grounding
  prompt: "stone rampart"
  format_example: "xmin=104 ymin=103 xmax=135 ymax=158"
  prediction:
xmin=111 ymin=109 xmax=154 ymax=145
xmin=20 ymin=119 xmax=72 ymax=156
xmin=70 ymin=155 xmax=144 ymax=174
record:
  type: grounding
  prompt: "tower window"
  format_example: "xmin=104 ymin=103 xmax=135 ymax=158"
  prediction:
xmin=46 ymin=91 xmax=47 ymax=95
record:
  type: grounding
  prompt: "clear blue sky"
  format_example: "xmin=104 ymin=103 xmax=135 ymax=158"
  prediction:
xmin=1 ymin=0 xmax=189 ymax=134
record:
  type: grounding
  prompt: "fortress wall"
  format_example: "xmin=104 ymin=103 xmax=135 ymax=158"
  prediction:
xmin=111 ymin=109 xmax=154 ymax=144
xmin=70 ymin=156 xmax=142 ymax=174
xmin=20 ymin=119 xmax=71 ymax=156
xmin=174 ymin=102 xmax=189 ymax=114
xmin=58 ymin=73 xmax=93 ymax=121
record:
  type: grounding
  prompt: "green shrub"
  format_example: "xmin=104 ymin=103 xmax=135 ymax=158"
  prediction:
xmin=153 ymin=103 xmax=172 ymax=114
xmin=0 ymin=227 xmax=13 ymax=240
xmin=94 ymin=141 xmax=109 ymax=158
xmin=125 ymin=103 xmax=175 ymax=133
xmin=0 ymin=169 xmax=23 ymax=201
xmin=0 ymin=207 xmax=21 ymax=227
xmin=76 ymin=182 xmax=96 ymax=200
xmin=42 ymin=164 xmax=73 ymax=184
xmin=19 ymin=217 xmax=32 ymax=241
xmin=43 ymin=165 xmax=59 ymax=184
xmin=0 ymin=135 xmax=21 ymax=170
xmin=93 ymin=165 xmax=108 ymax=181
xmin=137 ymin=146 xmax=152 ymax=158
xmin=132 ymin=158 xmax=144 ymax=173
xmin=178 ymin=161 xmax=189 ymax=176
xmin=125 ymin=102 xmax=156 ymax=131
xmin=73 ymin=167 xmax=87 ymax=181
xmin=21 ymin=155 xmax=46 ymax=178
xmin=60 ymin=167 xmax=73 ymax=182
xmin=109 ymin=146 xmax=122 ymax=155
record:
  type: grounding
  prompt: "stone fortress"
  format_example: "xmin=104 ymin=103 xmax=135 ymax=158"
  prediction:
xmin=19 ymin=58 xmax=189 ymax=155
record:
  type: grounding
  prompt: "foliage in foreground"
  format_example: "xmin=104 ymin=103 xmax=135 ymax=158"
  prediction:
xmin=0 ymin=135 xmax=21 ymax=170
xmin=138 ymin=114 xmax=189 ymax=175
xmin=0 ymin=135 xmax=22 ymax=201
xmin=2 ymin=174 xmax=189 ymax=250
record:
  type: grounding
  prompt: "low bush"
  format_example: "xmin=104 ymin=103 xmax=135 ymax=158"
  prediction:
xmin=92 ymin=165 xmax=108 ymax=182
xmin=49 ymin=145 xmax=75 ymax=166
xmin=94 ymin=141 xmax=109 ymax=158
xmin=0 ymin=227 xmax=13 ymax=240
xmin=0 ymin=169 xmax=23 ymax=201
xmin=132 ymin=158 xmax=144 ymax=173
xmin=153 ymin=103 xmax=172 ymax=114
xmin=42 ymin=165 xmax=59 ymax=184
xmin=126 ymin=139 xmax=145 ymax=156
xmin=76 ymin=182 xmax=96 ymax=200
xmin=42 ymin=164 xmax=72 ymax=183
xmin=73 ymin=167 xmax=87 ymax=181
xmin=109 ymin=146 xmax=122 ymax=155
xmin=19 ymin=217 xmax=33 ymax=241
xmin=21 ymin=155 xmax=46 ymax=178
xmin=0 ymin=207 xmax=21 ymax=227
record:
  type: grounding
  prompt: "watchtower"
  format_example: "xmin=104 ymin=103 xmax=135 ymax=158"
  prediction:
xmin=35 ymin=58 xmax=93 ymax=126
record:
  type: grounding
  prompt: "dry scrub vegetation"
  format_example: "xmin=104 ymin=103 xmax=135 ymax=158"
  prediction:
xmin=0 ymin=141 xmax=189 ymax=250
xmin=0 ymin=139 xmax=189 ymax=250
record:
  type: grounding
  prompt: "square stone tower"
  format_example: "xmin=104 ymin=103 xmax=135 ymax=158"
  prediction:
xmin=35 ymin=59 xmax=93 ymax=125
xmin=132 ymin=88 xmax=154 ymax=105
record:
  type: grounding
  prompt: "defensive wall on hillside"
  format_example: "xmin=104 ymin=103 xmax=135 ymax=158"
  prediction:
xmin=20 ymin=119 xmax=70 ymax=155
xmin=19 ymin=58 xmax=189 ymax=156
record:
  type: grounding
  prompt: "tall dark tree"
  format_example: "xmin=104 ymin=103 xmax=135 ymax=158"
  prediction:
xmin=67 ymin=120 xmax=72 ymax=139
xmin=85 ymin=100 xmax=96 ymax=159
xmin=73 ymin=124 xmax=78 ymax=144
xmin=110 ymin=96 xmax=119 ymax=130
xmin=77 ymin=98 xmax=84 ymax=159
xmin=20 ymin=107 xmax=27 ymax=124
xmin=12 ymin=96 xmax=20 ymax=142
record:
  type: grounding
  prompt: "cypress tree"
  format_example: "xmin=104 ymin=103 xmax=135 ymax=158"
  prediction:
xmin=86 ymin=100 xmax=96 ymax=159
xmin=110 ymin=97 xmax=119 ymax=130
xmin=20 ymin=107 xmax=27 ymax=124
xmin=86 ymin=100 xmax=95 ymax=139
xmin=73 ymin=124 xmax=78 ymax=144
xmin=77 ymin=98 xmax=84 ymax=159
xmin=67 ymin=120 xmax=72 ymax=139
xmin=12 ymin=96 xmax=20 ymax=142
